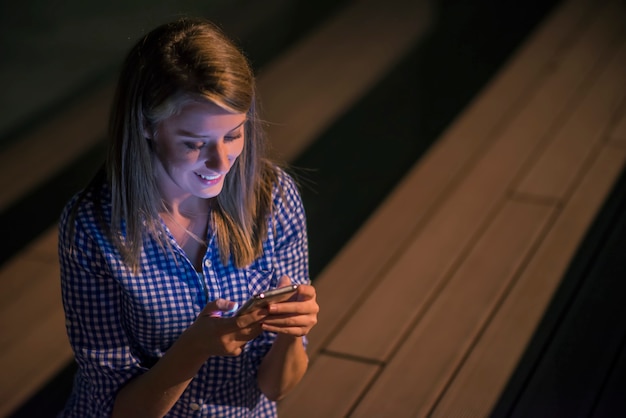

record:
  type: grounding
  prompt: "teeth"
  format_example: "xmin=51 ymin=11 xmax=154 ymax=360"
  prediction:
xmin=198 ymin=173 xmax=220 ymax=181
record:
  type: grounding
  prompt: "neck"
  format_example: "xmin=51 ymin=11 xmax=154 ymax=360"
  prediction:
xmin=161 ymin=195 xmax=211 ymax=219
xmin=162 ymin=204 xmax=209 ymax=247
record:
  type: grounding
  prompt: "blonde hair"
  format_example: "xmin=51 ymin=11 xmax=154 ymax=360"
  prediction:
xmin=105 ymin=17 xmax=276 ymax=270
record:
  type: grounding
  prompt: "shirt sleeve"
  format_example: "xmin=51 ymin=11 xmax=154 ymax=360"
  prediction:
xmin=246 ymin=168 xmax=311 ymax=371
xmin=58 ymin=202 xmax=147 ymax=415
xmin=271 ymin=168 xmax=310 ymax=287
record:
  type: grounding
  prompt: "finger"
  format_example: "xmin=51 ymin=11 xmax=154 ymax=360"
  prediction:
xmin=231 ymin=308 xmax=269 ymax=328
xmin=268 ymin=299 xmax=319 ymax=316
xmin=262 ymin=314 xmax=317 ymax=328
xmin=261 ymin=323 xmax=309 ymax=337
xmin=294 ymin=283 xmax=316 ymax=301
xmin=217 ymin=299 xmax=239 ymax=314
xmin=277 ymin=275 xmax=292 ymax=288
xmin=210 ymin=301 xmax=240 ymax=318
xmin=200 ymin=299 xmax=239 ymax=317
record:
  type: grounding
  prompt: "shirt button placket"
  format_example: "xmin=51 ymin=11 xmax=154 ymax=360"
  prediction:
xmin=203 ymin=257 xmax=221 ymax=300
xmin=189 ymin=401 xmax=201 ymax=411
xmin=196 ymin=258 xmax=211 ymax=304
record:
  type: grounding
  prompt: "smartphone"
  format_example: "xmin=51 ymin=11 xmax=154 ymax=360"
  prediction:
xmin=235 ymin=284 xmax=299 ymax=316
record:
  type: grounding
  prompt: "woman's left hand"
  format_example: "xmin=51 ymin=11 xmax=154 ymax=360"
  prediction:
xmin=261 ymin=275 xmax=318 ymax=337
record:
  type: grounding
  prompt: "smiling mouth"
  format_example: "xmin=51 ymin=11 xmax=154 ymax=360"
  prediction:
xmin=196 ymin=172 xmax=221 ymax=181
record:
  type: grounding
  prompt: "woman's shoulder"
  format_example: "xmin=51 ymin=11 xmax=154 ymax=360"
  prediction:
xmin=267 ymin=164 xmax=304 ymax=211
xmin=260 ymin=165 xmax=307 ymax=238
xmin=60 ymin=170 xmax=111 ymax=228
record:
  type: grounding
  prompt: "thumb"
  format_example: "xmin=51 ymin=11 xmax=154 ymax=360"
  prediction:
xmin=201 ymin=298 xmax=239 ymax=318
xmin=277 ymin=275 xmax=292 ymax=288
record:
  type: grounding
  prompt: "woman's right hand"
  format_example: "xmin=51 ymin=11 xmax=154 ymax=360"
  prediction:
xmin=112 ymin=299 xmax=265 ymax=416
xmin=187 ymin=299 xmax=267 ymax=357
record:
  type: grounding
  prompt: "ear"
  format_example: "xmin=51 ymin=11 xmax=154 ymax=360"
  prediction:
xmin=143 ymin=125 xmax=153 ymax=140
xmin=142 ymin=115 xmax=154 ymax=139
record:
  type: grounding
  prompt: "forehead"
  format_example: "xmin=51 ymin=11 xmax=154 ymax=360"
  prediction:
xmin=161 ymin=100 xmax=247 ymax=136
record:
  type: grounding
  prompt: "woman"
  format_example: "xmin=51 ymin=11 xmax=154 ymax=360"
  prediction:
xmin=58 ymin=17 xmax=318 ymax=417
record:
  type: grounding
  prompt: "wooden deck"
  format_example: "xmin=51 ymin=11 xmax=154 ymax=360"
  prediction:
xmin=1 ymin=0 xmax=625 ymax=416
xmin=278 ymin=0 xmax=626 ymax=415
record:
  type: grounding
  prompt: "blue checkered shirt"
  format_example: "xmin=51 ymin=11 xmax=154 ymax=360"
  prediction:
xmin=58 ymin=168 xmax=309 ymax=417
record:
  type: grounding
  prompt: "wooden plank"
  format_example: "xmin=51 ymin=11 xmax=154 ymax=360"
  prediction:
xmin=0 ymin=307 xmax=71 ymax=418
xmin=25 ymin=225 xmax=59 ymax=262
xmin=317 ymin=0 xmax=621 ymax=362
xmin=0 ymin=232 xmax=69 ymax=416
xmin=259 ymin=0 xmax=433 ymax=162
xmin=508 ymin=200 xmax=626 ymax=416
xmin=517 ymin=34 xmax=626 ymax=199
xmin=608 ymin=99 xmax=626 ymax=147
xmin=348 ymin=199 xmax=553 ymax=417
xmin=278 ymin=354 xmax=380 ymax=418
xmin=0 ymin=235 xmax=59 ymax=308
xmin=307 ymin=0 xmax=599 ymax=358
xmin=0 ymin=257 xmax=62 ymax=355
xmin=429 ymin=144 xmax=626 ymax=418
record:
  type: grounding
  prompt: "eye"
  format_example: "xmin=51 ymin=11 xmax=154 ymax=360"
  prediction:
xmin=224 ymin=132 xmax=243 ymax=143
xmin=184 ymin=141 xmax=205 ymax=151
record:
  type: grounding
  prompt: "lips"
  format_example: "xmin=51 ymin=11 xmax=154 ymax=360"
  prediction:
xmin=194 ymin=172 xmax=223 ymax=188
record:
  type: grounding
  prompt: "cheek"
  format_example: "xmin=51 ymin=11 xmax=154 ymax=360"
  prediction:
xmin=155 ymin=142 xmax=197 ymax=169
xmin=229 ymin=140 xmax=245 ymax=162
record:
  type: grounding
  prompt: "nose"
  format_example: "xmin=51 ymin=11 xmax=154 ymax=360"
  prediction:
xmin=204 ymin=140 xmax=230 ymax=173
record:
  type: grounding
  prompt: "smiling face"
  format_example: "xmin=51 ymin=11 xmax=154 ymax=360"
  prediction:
xmin=150 ymin=99 xmax=247 ymax=206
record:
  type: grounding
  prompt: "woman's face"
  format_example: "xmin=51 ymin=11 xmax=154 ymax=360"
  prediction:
xmin=150 ymin=100 xmax=246 ymax=202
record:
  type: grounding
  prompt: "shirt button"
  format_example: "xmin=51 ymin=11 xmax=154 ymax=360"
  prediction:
xmin=204 ymin=259 xmax=211 ymax=268
xmin=189 ymin=402 xmax=201 ymax=411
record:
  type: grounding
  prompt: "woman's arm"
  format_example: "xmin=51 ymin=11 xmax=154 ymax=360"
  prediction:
xmin=254 ymin=169 xmax=318 ymax=400
xmin=112 ymin=300 xmax=264 ymax=417
xmin=111 ymin=323 xmax=207 ymax=417
xmin=256 ymin=277 xmax=318 ymax=401
xmin=256 ymin=335 xmax=309 ymax=401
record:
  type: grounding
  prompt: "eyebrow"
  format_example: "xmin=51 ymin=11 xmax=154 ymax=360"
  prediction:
xmin=177 ymin=120 xmax=246 ymax=138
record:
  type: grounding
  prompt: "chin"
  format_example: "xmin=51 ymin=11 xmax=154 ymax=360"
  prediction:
xmin=199 ymin=184 xmax=225 ymax=199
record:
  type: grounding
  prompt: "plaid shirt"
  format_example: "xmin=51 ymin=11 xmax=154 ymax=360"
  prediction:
xmin=58 ymin=168 xmax=309 ymax=417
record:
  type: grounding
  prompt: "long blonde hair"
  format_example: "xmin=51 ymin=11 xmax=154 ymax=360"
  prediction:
xmin=105 ymin=17 xmax=276 ymax=270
